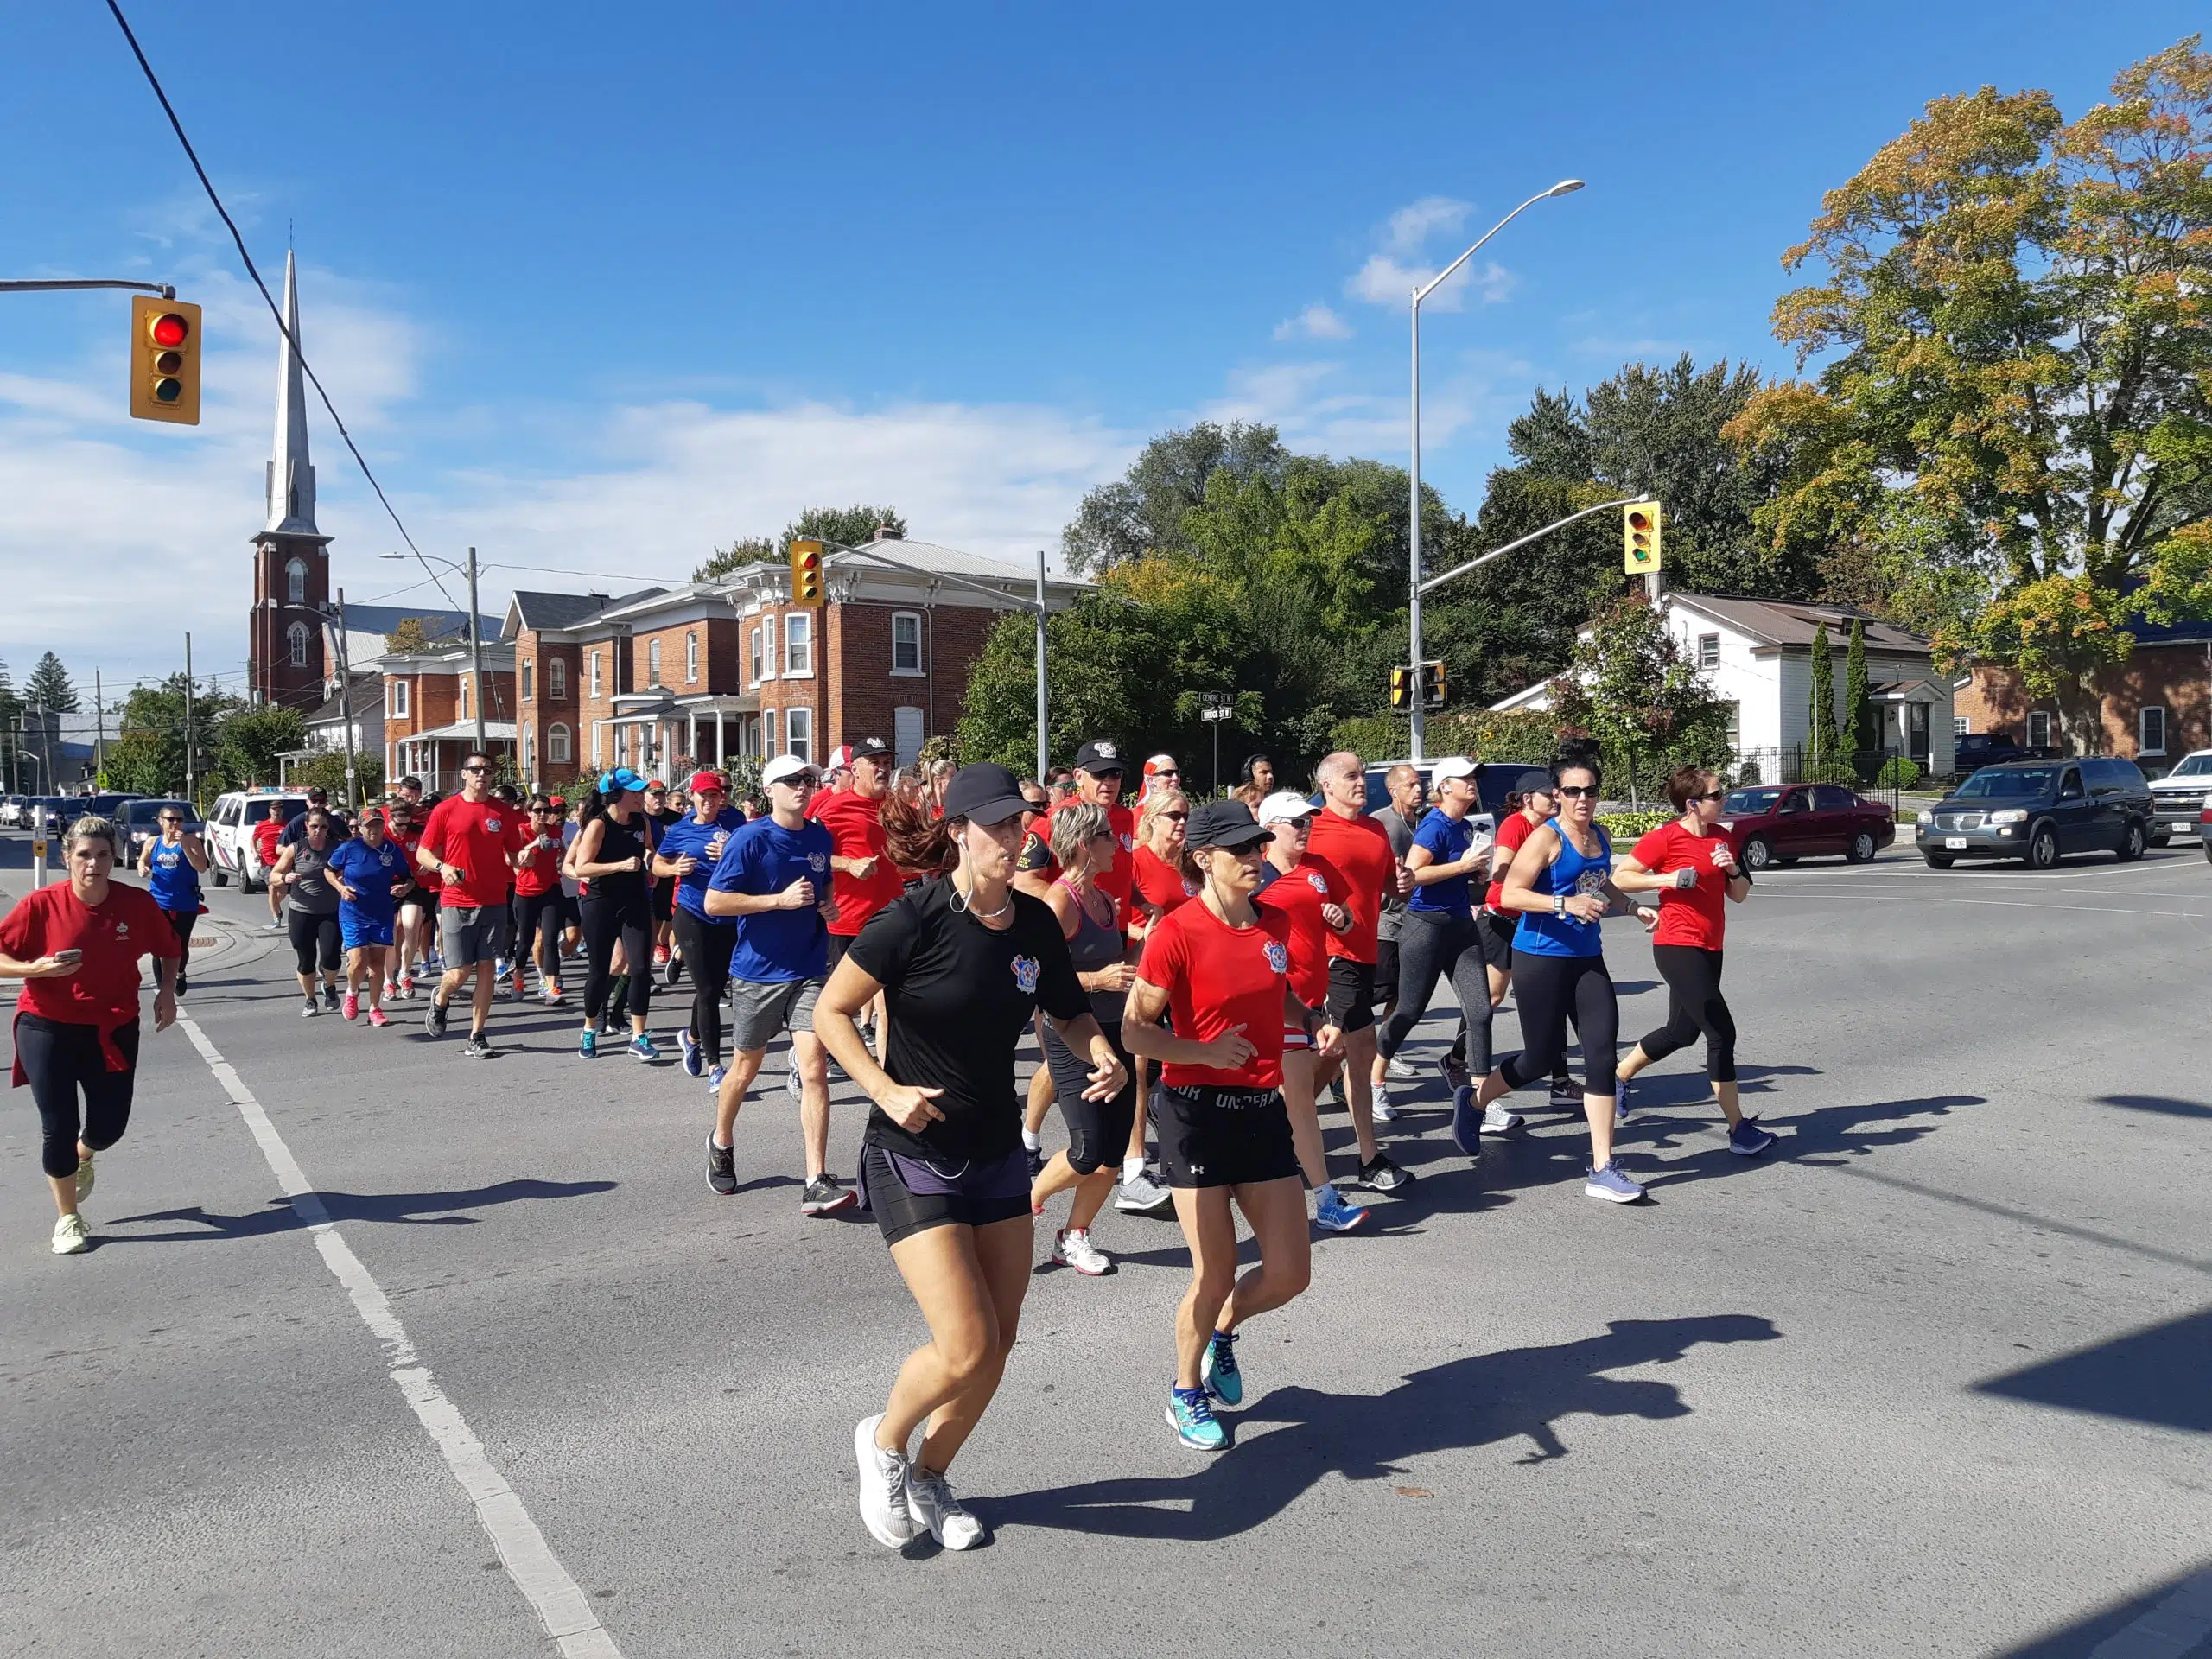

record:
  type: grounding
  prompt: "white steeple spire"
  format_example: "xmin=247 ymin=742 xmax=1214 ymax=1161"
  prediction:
xmin=264 ymin=248 xmax=317 ymax=536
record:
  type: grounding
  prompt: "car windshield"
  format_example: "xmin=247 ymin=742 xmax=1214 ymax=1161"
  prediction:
xmin=2164 ymin=754 xmax=2212 ymax=778
xmin=1725 ymin=788 xmax=1783 ymax=814
xmin=1955 ymin=766 xmax=2057 ymax=798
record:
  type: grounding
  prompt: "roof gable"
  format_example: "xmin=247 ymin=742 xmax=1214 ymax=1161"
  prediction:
xmin=1667 ymin=593 xmax=1929 ymax=652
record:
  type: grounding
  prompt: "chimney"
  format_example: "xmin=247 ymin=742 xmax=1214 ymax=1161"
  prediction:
xmin=873 ymin=524 xmax=904 ymax=542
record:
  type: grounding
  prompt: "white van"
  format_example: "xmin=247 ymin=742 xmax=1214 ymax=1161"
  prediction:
xmin=205 ymin=790 xmax=311 ymax=891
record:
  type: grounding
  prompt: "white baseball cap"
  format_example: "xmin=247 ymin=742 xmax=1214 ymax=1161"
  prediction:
xmin=1256 ymin=790 xmax=1319 ymax=826
xmin=761 ymin=754 xmax=818 ymax=787
xmin=1431 ymin=756 xmax=1478 ymax=785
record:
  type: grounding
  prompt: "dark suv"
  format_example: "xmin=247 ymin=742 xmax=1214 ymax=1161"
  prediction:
xmin=1917 ymin=757 xmax=2155 ymax=868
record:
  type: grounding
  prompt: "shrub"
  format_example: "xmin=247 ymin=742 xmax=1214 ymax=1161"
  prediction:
xmin=1875 ymin=756 xmax=1922 ymax=789
xmin=1598 ymin=810 xmax=1674 ymax=842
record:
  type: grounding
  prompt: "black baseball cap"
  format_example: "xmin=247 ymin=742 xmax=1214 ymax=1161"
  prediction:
xmin=940 ymin=763 xmax=1032 ymax=826
xmin=851 ymin=735 xmax=893 ymax=760
xmin=1071 ymin=739 xmax=1126 ymax=775
xmin=1516 ymin=769 xmax=1554 ymax=793
xmin=1185 ymin=798 xmax=1271 ymax=851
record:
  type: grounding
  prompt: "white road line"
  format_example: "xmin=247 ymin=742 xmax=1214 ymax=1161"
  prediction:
xmin=1757 ymin=893 xmax=2202 ymax=918
xmin=175 ymin=1014 xmax=624 ymax=1659
xmin=2087 ymin=1566 xmax=2212 ymax=1657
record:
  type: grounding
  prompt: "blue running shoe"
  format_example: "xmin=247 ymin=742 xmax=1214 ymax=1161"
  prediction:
xmin=1201 ymin=1331 xmax=1243 ymax=1406
xmin=1585 ymin=1162 xmax=1645 ymax=1204
xmin=1613 ymin=1073 xmax=1634 ymax=1128
xmin=1166 ymin=1387 xmax=1226 ymax=1451
xmin=1728 ymin=1116 xmax=1778 ymax=1156
xmin=577 ymin=1028 xmax=597 ymax=1060
xmin=679 ymin=1027 xmax=703 ymax=1077
xmin=1452 ymin=1084 xmax=1482 ymax=1156
xmin=1313 ymin=1184 xmax=1370 ymax=1233
xmin=705 ymin=1063 xmax=728 ymax=1092
xmin=630 ymin=1033 xmax=659 ymax=1064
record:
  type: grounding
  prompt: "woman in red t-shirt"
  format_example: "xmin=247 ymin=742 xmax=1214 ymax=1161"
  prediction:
xmin=0 ymin=815 xmax=181 ymax=1255
xmin=1125 ymin=798 xmax=1328 ymax=1452
xmin=1129 ymin=790 xmax=1198 ymax=939
xmin=1610 ymin=766 xmax=1776 ymax=1156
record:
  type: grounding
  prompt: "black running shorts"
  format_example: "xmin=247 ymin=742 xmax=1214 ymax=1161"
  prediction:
xmin=1325 ymin=957 xmax=1378 ymax=1032
xmin=1154 ymin=1082 xmax=1300 ymax=1190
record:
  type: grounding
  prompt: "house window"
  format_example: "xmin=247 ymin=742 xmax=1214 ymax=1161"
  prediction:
xmin=785 ymin=613 xmax=812 ymax=676
xmin=685 ymin=630 xmax=700 ymax=684
xmin=521 ymin=658 xmax=534 ymax=701
xmin=892 ymin=611 xmax=924 ymax=675
xmin=549 ymin=722 xmax=572 ymax=765
xmin=785 ymin=706 xmax=813 ymax=762
xmin=460 ymin=677 xmax=470 ymax=721
xmin=763 ymin=709 xmax=778 ymax=754
xmin=389 ymin=678 xmax=410 ymax=719
xmin=2027 ymin=710 xmax=2052 ymax=749
xmin=1723 ymin=701 xmax=1740 ymax=752
xmin=1953 ymin=716 xmax=1969 ymax=736
xmin=2140 ymin=705 xmax=2167 ymax=757
xmin=589 ymin=650 xmax=602 ymax=700
xmin=287 ymin=621 xmax=309 ymax=667
xmin=521 ymin=723 xmax=535 ymax=779
xmin=761 ymin=620 xmax=777 ymax=680
xmin=286 ymin=558 xmax=307 ymax=605
xmin=648 ymin=639 xmax=663 ymax=687
xmin=615 ymin=726 xmax=628 ymax=767
xmin=1905 ymin=702 xmax=1929 ymax=762
xmin=749 ymin=626 xmax=763 ymax=684
xmin=548 ymin=657 xmax=567 ymax=701
xmin=1697 ymin=632 xmax=1720 ymax=669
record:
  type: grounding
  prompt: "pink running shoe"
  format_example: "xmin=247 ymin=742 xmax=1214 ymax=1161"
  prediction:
xmin=368 ymin=1007 xmax=390 ymax=1028
xmin=341 ymin=992 xmax=359 ymax=1021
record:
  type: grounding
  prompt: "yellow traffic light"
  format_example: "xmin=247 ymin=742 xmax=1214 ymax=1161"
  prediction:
xmin=1389 ymin=666 xmax=1413 ymax=709
xmin=1623 ymin=500 xmax=1662 ymax=575
xmin=130 ymin=295 xmax=202 ymax=425
xmin=789 ymin=537 xmax=825 ymax=607
xmin=1419 ymin=660 xmax=1446 ymax=709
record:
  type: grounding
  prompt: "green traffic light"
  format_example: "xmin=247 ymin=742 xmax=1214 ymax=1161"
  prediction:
xmin=153 ymin=377 xmax=183 ymax=404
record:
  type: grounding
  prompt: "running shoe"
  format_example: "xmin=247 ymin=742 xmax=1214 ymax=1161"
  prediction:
xmin=427 ymin=999 xmax=449 ymax=1037
xmin=368 ymin=1007 xmax=390 ymax=1028
xmin=906 ymin=1466 xmax=986 ymax=1550
xmin=1324 ymin=1077 xmax=1347 ymax=1111
xmin=463 ymin=1032 xmax=493 ymax=1060
xmin=52 ymin=1213 xmax=90 ymax=1255
xmin=342 ymin=992 xmax=359 ymax=1022
xmin=542 ymin=981 xmax=564 ymax=1006
xmin=382 ymin=979 xmax=398 ymax=1001
xmin=1357 ymin=1153 xmax=1413 ymax=1192
xmin=1372 ymin=1082 xmax=1399 ymax=1122
xmin=1384 ymin=1055 xmax=1419 ymax=1081
xmin=493 ymin=957 xmax=512 ymax=982
xmin=785 ymin=1055 xmax=802 ymax=1106
xmin=1439 ymin=1051 xmax=1471 ymax=1094
xmin=175 ymin=974 xmax=188 ymax=998
xmin=1114 ymin=1169 xmax=1174 ymax=1216
xmin=1548 ymin=1078 xmax=1583 ymax=1109
xmin=577 ymin=1029 xmax=597 ymax=1059
xmin=707 ymin=1136 xmax=737 ymax=1196
xmin=1201 ymin=1331 xmax=1243 ymax=1405
xmin=1613 ymin=1073 xmax=1634 ymax=1128
xmin=323 ymin=982 xmax=341 ymax=1013
xmin=399 ymin=974 xmax=416 ymax=999
xmin=653 ymin=945 xmax=671 ymax=967
xmin=1313 ymin=1185 xmax=1370 ymax=1233
xmin=802 ymin=1176 xmax=859 ymax=1216
xmin=1585 ymin=1163 xmax=1645 ymax=1204
xmin=664 ymin=954 xmax=684 ymax=988
xmin=705 ymin=1064 xmax=728 ymax=1092
xmin=1025 ymin=1141 xmax=1046 ymax=1180
xmin=854 ymin=1414 xmax=920 ymax=1548
xmin=679 ymin=1028 xmax=703 ymax=1077
xmin=266 ymin=918 xmax=284 ymax=931
xmin=1481 ymin=1102 xmax=1526 ymax=1138
xmin=1728 ymin=1116 xmax=1778 ymax=1157
xmin=629 ymin=1033 xmax=659 ymax=1064
xmin=73 ymin=1149 xmax=94 ymax=1202
xmin=301 ymin=996 xmax=319 ymax=1018
xmin=1052 ymin=1228 xmax=1111 ymax=1276
xmin=1166 ymin=1387 xmax=1227 ymax=1452
xmin=1451 ymin=1085 xmax=1484 ymax=1157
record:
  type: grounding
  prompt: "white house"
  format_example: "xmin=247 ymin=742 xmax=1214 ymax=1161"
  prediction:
xmin=1492 ymin=593 xmax=1956 ymax=775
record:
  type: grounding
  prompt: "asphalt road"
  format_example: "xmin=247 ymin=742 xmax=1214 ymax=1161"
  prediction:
xmin=2 ymin=830 xmax=2208 ymax=1658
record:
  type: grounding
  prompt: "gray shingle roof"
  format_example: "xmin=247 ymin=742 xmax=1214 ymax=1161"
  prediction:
xmin=1671 ymin=594 xmax=1929 ymax=652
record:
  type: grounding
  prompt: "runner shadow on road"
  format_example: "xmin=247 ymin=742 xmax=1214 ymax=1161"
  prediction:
xmin=988 ymin=1313 xmax=1781 ymax=1541
xmin=98 ymin=1178 xmax=618 ymax=1242
xmin=1636 ymin=1093 xmax=1984 ymax=1190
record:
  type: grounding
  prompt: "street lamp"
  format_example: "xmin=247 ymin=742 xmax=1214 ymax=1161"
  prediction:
xmin=1408 ymin=177 xmax=1584 ymax=760
xmin=380 ymin=546 xmax=487 ymax=755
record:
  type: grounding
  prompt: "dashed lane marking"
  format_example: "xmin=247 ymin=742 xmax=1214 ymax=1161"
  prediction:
xmin=175 ymin=1013 xmax=624 ymax=1659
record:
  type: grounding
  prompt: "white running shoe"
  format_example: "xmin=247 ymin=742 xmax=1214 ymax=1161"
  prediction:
xmin=52 ymin=1213 xmax=89 ymax=1255
xmin=855 ymin=1414 xmax=919 ymax=1548
xmin=73 ymin=1149 xmax=95 ymax=1202
xmin=1480 ymin=1102 xmax=1525 ymax=1138
xmin=906 ymin=1465 xmax=987 ymax=1550
xmin=1372 ymin=1082 xmax=1398 ymax=1122
xmin=1052 ymin=1227 xmax=1111 ymax=1276
xmin=1384 ymin=1055 xmax=1419 ymax=1081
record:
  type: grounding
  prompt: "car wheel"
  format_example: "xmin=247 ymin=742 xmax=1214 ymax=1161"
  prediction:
xmin=1847 ymin=830 xmax=1878 ymax=864
xmin=2117 ymin=820 xmax=2146 ymax=862
xmin=1743 ymin=835 xmax=1775 ymax=872
xmin=211 ymin=867 xmax=228 ymax=887
xmin=1923 ymin=854 xmax=1954 ymax=869
xmin=2027 ymin=824 xmax=2061 ymax=869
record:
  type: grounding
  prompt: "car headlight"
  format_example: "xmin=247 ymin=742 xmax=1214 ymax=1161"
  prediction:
xmin=1717 ymin=820 xmax=1734 ymax=831
xmin=1987 ymin=808 xmax=2028 ymax=824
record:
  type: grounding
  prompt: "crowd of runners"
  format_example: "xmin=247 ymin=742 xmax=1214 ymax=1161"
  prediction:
xmin=2 ymin=733 xmax=1776 ymax=1552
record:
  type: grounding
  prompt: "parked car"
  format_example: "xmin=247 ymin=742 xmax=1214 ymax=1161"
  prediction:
xmin=1917 ymin=756 xmax=2153 ymax=868
xmin=0 ymin=795 xmax=21 ymax=827
xmin=205 ymin=788 xmax=312 ymax=889
xmin=2145 ymin=749 xmax=2212 ymax=846
xmin=1719 ymin=782 xmax=1897 ymax=870
xmin=2198 ymin=804 xmax=2212 ymax=864
xmin=117 ymin=798 xmax=203 ymax=866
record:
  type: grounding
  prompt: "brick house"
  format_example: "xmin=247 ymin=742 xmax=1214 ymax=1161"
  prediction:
xmin=375 ymin=641 xmax=518 ymax=791
xmin=1955 ymin=616 xmax=2212 ymax=770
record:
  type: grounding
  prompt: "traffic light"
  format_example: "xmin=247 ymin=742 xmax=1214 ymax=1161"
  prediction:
xmin=1623 ymin=500 xmax=1662 ymax=575
xmin=1389 ymin=666 xmax=1413 ymax=709
xmin=129 ymin=295 xmax=202 ymax=425
xmin=789 ymin=537 xmax=825 ymax=606
xmin=1419 ymin=660 xmax=1446 ymax=709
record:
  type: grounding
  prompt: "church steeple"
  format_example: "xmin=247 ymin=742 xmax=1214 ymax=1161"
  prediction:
xmin=265 ymin=248 xmax=317 ymax=536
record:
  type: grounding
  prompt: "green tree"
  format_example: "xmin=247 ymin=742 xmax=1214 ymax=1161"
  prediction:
xmin=1728 ymin=37 xmax=2212 ymax=749
xmin=215 ymin=704 xmax=308 ymax=789
xmin=1843 ymin=618 xmax=1875 ymax=755
xmin=692 ymin=537 xmax=779 ymax=582
xmin=1548 ymin=594 xmax=1735 ymax=804
xmin=25 ymin=652 xmax=79 ymax=713
xmin=0 ymin=658 xmax=19 ymax=728
xmin=1806 ymin=624 xmax=1841 ymax=760
xmin=693 ymin=506 xmax=906 ymax=582
xmin=289 ymin=747 xmax=383 ymax=802
xmin=1063 ymin=423 xmax=1291 ymax=575
xmin=384 ymin=617 xmax=434 ymax=653
xmin=103 ymin=675 xmax=245 ymax=799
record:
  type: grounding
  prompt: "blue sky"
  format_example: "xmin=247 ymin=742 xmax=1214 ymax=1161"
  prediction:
xmin=1 ymin=1 xmax=2201 ymax=691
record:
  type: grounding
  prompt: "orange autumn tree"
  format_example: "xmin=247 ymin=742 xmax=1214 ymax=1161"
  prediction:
xmin=1727 ymin=37 xmax=2212 ymax=748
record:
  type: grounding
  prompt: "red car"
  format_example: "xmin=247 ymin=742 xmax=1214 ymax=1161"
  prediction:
xmin=1720 ymin=783 xmax=1897 ymax=870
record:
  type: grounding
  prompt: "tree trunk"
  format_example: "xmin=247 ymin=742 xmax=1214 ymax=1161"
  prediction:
xmin=2055 ymin=678 xmax=2103 ymax=755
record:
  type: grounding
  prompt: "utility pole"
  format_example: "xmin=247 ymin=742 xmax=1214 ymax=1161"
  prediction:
xmin=183 ymin=632 xmax=195 ymax=808
xmin=94 ymin=670 xmax=105 ymax=784
xmin=1035 ymin=551 xmax=1050 ymax=783
xmin=1200 ymin=692 xmax=1233 ymax=796
xmin=466 ymin=546 xmax=487 ymax=755
xmin=332 ymin=588 xmax=361 ymax=812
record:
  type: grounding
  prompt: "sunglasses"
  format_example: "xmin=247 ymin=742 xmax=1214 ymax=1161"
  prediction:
xmin=1160 ymin=810 xmax=1189 ymax=822
xmin=1691 ymin=789 xmax=1726 ymax=803
xmin=461 ymin=764 xmax=489 ymax=774
xmin=1556 ymin=785 xmax=1598 ymax=798
xmin=159 ymin=817 xmax=182 ymax=825
xmin=776 ymin=775 xmax=819 ymax=791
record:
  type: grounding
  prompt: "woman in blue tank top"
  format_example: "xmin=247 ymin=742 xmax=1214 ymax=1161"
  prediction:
xmin=137 ymin=806 xmax=207 ymax=997
xmin=1468 ymin=753 xmax=1656 ymax=1204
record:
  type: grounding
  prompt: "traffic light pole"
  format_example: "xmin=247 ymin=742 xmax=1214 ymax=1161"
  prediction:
xmin=0 ymin=279 xmax=175 ymax=298
xmin=1415 ymin=496 xmax=1640 ymax=598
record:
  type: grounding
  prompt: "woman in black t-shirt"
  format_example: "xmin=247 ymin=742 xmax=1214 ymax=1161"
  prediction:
xmin=817 ymin=764 xmax=1125 ymax=1555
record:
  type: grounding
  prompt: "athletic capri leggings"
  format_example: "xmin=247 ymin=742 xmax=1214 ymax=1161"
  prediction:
xmin=160 ymin=908 xmax=195 ymax=982
xmin=1639 ymin=944 xmax=1737 ymax=1083
xmin=671 ymin=906 xmax=737 ymax=1069
xmin=288 ymin=909 xmax=343 ymax=976
xmin=18 ymin=1014 xmax=139 ymax=1179
xmin=514 ymin=890 xmax=565 ymax=977
xmin=1499 ymin=952 xmax=1619 ymax=1100
xmin=1040 ymin=1017 xmax=1138 ymax=1174
xmin=1376 ymin=907 xmax=1493 ymax=1080
xmin=581 ymin=893 xmax=652 ymax=1022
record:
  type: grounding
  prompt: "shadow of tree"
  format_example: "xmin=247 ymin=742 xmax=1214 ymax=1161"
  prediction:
xmin=1974 ymin=1305 xmax=2212 ymax=1434
xmin=103 ymin=1178 xmax=617 ymax=1242
xmin=2095 ymin=1093 xmax=2212 ymax=1120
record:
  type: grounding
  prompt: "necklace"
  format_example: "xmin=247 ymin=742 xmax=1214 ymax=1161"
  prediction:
xmin=953 ymin=879 xmax=1014 ymax=922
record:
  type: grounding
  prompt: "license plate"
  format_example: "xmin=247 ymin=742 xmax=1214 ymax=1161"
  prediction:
xmin=1944 ymin=836 xmax=1967 ymax=849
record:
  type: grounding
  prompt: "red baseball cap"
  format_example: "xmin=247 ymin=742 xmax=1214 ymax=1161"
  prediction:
xmin=687 ymin=769 xmax=728 ymax=794
xmin=827 ymin=745 xmax=855 ymax=770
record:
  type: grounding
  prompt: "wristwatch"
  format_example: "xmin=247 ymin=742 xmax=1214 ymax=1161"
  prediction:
xmin=1553 ymin=893 xmax=1567 ymax=918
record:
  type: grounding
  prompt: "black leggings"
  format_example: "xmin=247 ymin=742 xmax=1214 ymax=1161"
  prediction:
xmin=1377 ymin=908 xmax=1493 ymax=1079
xmin=1041 ymin=1019 xmax=1138 ymax=1174
xmin=514 ymin=890 xmax=565 ymax=980
xmin=1500 ymin=952 xmax=1619 ymax=1100
xmin=288 ymin=909 xmax=342 ymax=976
xmin=581 ymin=894 xmax=652 ymax=1022
xmin=160 ymin=908 xmax=195 ymax=982
xmin=1640 ymin=945 xmax=1737 ymax=1082
xmin=671 ymin=906 xmax=736 ymax=1068
xmin=18 ymin=1014 xmax=139 ymax=1179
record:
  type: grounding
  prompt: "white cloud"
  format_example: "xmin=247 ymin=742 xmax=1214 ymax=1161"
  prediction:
xmin=1385 ymin=197 xmax=1471 ymax=255
xmin=1273 ymin=302 xmax=1353 ymax=342
xmin=1346 ymin=194 xmax=1516 ymax=314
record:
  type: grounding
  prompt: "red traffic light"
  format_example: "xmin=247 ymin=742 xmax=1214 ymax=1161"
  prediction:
xmin=149 ymin=311 xmax=190 ymax=349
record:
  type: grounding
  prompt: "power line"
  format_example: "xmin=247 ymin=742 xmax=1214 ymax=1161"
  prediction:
xmin=103 ymin=0 xmax=460 ymax=615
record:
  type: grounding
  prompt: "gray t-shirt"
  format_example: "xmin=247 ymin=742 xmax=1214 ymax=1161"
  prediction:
xmin=1373 ymin=804 xmax=1416 ymax=942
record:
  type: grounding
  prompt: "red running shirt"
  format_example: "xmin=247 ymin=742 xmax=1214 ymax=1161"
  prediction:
xmin=812 ymin=789 xmax=905 ymax=938
xmin=1304 ymin=809 xmax=1396 ymax=963
xmin=1486 ymin=810 xmax=1538 ymax=913
xmin=1132 ymin=844 xmax=1199 ymax=917
xmin=1631 ymin=820 xmax=1733 ymax=950
xmin=251 ymin=817 xmax=284 ymax=865
xmin=0 ymin=880 xmax=180 ymax=1058
xmin=1137 ymin=899 xmax=1294 ymax=1090
xmin=418 ymin=795 xmax=529 ymax=910
xmin=1254 ymin=856 xmax=1346 ymax=1009
xmin=512 ymin=824 xmax=565 ymax=897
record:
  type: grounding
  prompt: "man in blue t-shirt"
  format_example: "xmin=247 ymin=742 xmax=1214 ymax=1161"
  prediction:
xmin=702 ymin=754 xmax=850 ymax=1214
xmin=652 ymin=768 xmax=750 ymax=1086
xmin=327 ymin=809 xmax=413 ymax=1027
